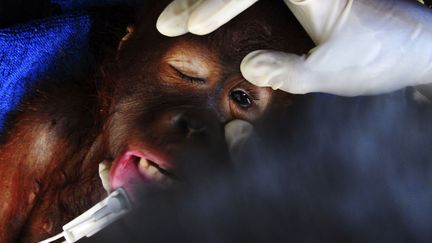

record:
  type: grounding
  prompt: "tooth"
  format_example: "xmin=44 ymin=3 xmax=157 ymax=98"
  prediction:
xmin=98 ymin=161 xmax=111 ymax=194
xmin=152 ymin=170 xmax=165 ymax=181
xmin=139 ymin=158 xmax=149 ymax=168
xmin=137 ymin=158 xmax=171 ymax=183
xmin=147 ymin=165 xmax=159 ymax=176
xmin=138 ymin=158 xmax=149 ymax=175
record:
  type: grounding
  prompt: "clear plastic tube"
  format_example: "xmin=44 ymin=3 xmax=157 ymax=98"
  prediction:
xmin=39 ymin=187 xmax=131 ymax=243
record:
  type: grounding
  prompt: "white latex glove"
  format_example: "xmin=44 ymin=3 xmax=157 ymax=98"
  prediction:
xmin=157 ymin=0 xmax=432 ymax=96
xmin=156 ymin=0 xmax=258 ymax=36
xmin=224 ymin=119 xmax=254 ymax=166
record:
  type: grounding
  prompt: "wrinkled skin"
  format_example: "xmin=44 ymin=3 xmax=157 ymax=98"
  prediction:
xmin=0 ymin=1 xmax=313 ymax=242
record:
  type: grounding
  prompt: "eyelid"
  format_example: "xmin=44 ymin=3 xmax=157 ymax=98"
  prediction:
xmin=167 ymin=57 xmax=209 ymax=78
xmin=170 ymin=65 xmax=206 ymax=84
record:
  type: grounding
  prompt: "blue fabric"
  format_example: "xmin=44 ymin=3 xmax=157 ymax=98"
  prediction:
xmin=0 ymin=13 xmax=92 ymax=130
xmin=52 ymin=0 xmax=135 ymax=11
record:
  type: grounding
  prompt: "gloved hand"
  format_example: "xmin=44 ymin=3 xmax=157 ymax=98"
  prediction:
xmin=156 ymin=0 xmax=258 ymax=36
xmin=157 ymin=0 xmax=432 ymax=96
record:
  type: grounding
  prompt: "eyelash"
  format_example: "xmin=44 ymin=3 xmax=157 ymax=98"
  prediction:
xmin=240 ymin=88 xmax=260 ymax=101
xmin=173 ymin=67 xmax=206 ymax=84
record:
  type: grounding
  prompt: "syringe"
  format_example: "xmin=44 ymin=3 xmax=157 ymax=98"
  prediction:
xmin=39 ymin=187 xmax=131 ymax=243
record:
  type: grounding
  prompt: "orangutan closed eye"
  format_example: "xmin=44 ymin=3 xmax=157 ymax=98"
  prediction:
xmin=0 ymin=1 xmax=313 ymax=242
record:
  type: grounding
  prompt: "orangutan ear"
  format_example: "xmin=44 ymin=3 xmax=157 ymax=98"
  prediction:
xmin=117 ymin=25 xmax=135 ymax=52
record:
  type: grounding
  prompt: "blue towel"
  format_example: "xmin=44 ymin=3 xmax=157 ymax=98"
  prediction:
xmin=0 ymin=12 xmax=92 ymax=130
xmin=52 ymin=0 xmax=136 ymax=11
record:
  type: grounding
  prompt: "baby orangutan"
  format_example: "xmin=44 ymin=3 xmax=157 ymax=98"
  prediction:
xmin=0 ymin=1 xmax=313 ymax=242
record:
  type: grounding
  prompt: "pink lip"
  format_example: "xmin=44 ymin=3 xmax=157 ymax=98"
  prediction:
xmin=109 ymin=150 xmax=170 ymax=200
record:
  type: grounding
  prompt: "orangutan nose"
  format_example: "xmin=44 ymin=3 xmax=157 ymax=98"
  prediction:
xmin=168 ymin=109 xmax=222 ymax=140
xmin=171 ymin=112 xmax=208 ymax=138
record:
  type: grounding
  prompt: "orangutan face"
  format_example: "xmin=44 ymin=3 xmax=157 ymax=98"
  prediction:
xmin=103 ymin=0 xmax=313 ymax=195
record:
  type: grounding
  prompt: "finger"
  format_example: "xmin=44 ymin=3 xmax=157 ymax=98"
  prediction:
xmin=224 ymin=119 xmax=254 ymax=165
xmin=157 ymin=0 xmax=203 ymax=37
xmin=283 ymin=0 xmax=352 ymax=44
xmin=188 ymin=0 xmax=258 ymax=35
xmin=241 ymin=50 xmax=316 ymax=95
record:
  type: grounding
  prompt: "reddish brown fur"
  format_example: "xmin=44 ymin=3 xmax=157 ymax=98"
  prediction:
xmin=0 ymin=1 xmax=314 ymax=242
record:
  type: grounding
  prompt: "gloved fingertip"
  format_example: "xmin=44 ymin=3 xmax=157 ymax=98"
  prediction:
xmin=224 ymin=119 xmax=254 ymax=163
xmin=187 ymin=14 xmax=227 ymax=36
xmin=285 ymin=0 xmax=310 ymax=5
xmin=156 ymin=13 xmax=189 ymax=37
xmin=241 ymin=50 xmax=313 ymax=94
xmin=240 ymin=50 xmax=282 ymax=88
xmin=156 ymin=0 xmax=201 ymax=37
xmin=156 ymin=20 xmax=189 ymax=37
xmin=187 ymin=19 xmax=219 ymax=36
xmin=188 ymin=0 xmax=258 ymax=35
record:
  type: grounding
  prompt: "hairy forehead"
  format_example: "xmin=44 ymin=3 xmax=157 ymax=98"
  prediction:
xmin=120 ymin=1 xmax=312 ymax=69
xmin=207 ymin=20 xmax=274 ymax=59
xmin=186 ymin=1 xmax=312 ymax=61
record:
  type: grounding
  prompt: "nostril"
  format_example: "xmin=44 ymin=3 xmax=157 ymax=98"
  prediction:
xmin=171 ymin=114 xmax=187 ymax=132
xmin=171 ymin=113 xmax=207 ymax=138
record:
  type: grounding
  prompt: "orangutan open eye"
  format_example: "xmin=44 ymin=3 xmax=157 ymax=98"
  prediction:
xmin=230 ymin=89 xmax=253 ymax=109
